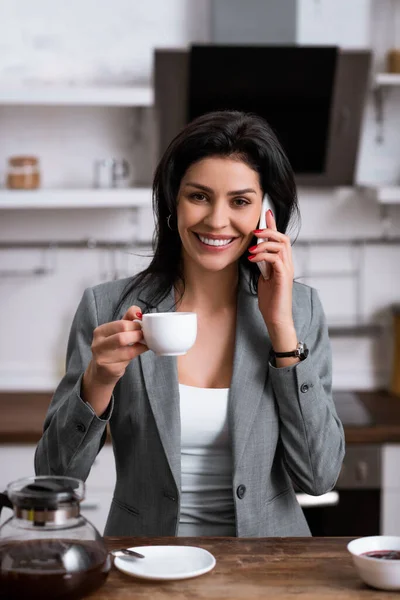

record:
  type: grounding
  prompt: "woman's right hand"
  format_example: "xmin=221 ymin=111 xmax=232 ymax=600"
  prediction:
xmin=88 ymin=305 xmax=148 ymax=386
xmin=81 ymin=306 xmax=148 ymax=415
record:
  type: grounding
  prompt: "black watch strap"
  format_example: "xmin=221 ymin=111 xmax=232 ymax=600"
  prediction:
xmin=273 ymin=342 xmax=309 ymax=361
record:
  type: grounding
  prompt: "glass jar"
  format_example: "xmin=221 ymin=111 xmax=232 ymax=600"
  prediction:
xmin=6 ymin=156 xmax=41 ymax=189
xmin=387 ymin=49 xmax=400 ymax=74
xmin=390 ymin=304 xmax=400 ymax=397
xmin=0 ymin=476 xmax=111 ymax=600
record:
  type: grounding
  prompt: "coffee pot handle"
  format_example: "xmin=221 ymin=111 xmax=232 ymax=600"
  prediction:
xmin=0 ymin=491 xmax=12 ymax=516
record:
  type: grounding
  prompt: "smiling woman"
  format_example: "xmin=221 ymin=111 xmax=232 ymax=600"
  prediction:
xmin=125 ymin=109 xmax=301 ymax=310
xmin=176 ymin=157 xmax=263 ymax=273
xmin=35 ymin=110 xmax=345 ymax=538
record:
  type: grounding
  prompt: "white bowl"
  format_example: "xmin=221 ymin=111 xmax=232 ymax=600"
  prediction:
xmin=347 ymin=536 xmax=400 ymax=590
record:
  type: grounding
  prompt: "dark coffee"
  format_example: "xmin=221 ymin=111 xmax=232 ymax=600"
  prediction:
xmin=0 ymin=539 xmax=110 ymax=599
xmin=362 ymin=550 xmax=400 ymax=560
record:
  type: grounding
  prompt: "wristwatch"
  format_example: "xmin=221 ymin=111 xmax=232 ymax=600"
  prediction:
xmin=273 ymin=341 xmax=309 ymax=361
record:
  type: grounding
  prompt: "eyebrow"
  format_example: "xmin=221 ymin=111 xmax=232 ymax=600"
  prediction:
xmin=184 ymin=182 xmax=257 ymax=196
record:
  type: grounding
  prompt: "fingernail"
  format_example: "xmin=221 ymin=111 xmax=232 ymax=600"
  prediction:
xmin=268 ymin=209 xmax=274 ymax=218
xmin=136 ymin=311 xmax=143 ymax=319
xmin=253 ymin=229 xmax=263 ymax=233
xmin=248 ymin=255 xmax=257 ymax=261
xmin=248 ymin=245 xmax=258 ymax=252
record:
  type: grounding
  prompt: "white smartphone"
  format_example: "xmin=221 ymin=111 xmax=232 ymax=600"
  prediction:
xmin=256 ymin=194 xmax=273 ymax=280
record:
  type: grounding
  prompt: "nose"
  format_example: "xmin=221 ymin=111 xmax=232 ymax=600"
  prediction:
xmin=203 ymin=200 xmax=230 ymax=230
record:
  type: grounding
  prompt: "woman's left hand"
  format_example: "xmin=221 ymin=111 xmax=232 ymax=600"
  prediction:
xmin=248 ymin=209 xmax=296 ymax=341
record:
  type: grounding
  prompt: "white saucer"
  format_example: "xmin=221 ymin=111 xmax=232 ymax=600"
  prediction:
xmin=113 ymin=545 xmax=216 ymax=581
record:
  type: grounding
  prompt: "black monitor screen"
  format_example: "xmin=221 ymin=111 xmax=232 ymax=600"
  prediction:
xmin=188 ymin=45 xmax=338 ymax=175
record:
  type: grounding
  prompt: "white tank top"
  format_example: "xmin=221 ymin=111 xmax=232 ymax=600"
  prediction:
xmin=177 ymin=383 xmax=236 ymax=537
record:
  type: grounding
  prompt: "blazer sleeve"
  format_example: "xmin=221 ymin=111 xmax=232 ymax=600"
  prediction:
xmin=268 ymin=286 xmax=345 ymax=495
xmin=34 ymin=287 xmax=114 ymax=481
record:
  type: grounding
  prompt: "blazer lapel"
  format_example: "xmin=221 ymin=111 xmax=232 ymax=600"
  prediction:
xmin=229 ymin=273 xmax=272 ymax=473
xmin=137 ymin=287 xmax=181 ymax=493
xmin=124 ymin=269 xmax=271 ymax=492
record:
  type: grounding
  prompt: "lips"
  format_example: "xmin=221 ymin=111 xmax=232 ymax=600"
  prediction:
xmin=198 ymin=235 xmax=232 ymax=247
xmin=193 ymin=232 xmax=237 ymax=249
xmin=193 ymin=232 xmax=238 ymax=250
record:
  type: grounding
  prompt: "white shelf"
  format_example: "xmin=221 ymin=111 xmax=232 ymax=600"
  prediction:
xmin=0 ymin=188 xmax=152 ymax=209
xmin=373 ymin=186 xmax=400 ymax=204
xmin=0 ymin=85 xmax=153 ymax=107
xmin=375 ymin=73 xmax=400 ymax=87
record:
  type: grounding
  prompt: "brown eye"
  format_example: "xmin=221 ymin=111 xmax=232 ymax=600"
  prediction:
xmin=233 ymin=198 xmax=250 ymax=207
xmin=190 ymin=193 xmax=207 ymax=201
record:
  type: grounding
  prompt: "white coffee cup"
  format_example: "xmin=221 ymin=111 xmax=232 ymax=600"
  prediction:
xmin=134 ymin=312 xmax=197 ymax=356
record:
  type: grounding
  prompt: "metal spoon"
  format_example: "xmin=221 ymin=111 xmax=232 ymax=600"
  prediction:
xmin=111 ymin=548 xmax=145 ymax=559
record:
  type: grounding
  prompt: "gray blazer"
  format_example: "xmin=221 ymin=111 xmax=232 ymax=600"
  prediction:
xmin=35 ymin=271 xmax=345 ymax=537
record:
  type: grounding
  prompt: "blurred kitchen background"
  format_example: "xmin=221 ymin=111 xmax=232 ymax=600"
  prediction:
xmin=1 ymin=0 xmax=400 ymax=537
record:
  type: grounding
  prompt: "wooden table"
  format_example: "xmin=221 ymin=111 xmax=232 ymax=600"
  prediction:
xmin=95 ymin=537 xmax=396 ymax=599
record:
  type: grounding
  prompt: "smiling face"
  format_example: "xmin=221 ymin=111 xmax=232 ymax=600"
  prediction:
xmin=176 ymin=155 xmax=263 ymax=274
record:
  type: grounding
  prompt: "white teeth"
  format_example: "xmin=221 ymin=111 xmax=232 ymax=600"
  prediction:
xmin=198 ymin=235 xmax=233 ymax=247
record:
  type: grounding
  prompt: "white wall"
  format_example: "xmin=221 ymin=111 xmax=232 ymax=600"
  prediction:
xmin=0 ymin=0 xmax=211 ymax=84
xmin=0 ymin=0 xmax=400 ymax=391
xmin=0 ymin=0 xmax=210 ymax=389
xmin=297 ymin=0 xmax=372 ymax=48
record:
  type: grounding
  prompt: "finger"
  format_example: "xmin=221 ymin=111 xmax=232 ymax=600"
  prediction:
xmin=248 ymin=252 xmax=285 ymax=274
xmin=132 ymin=343 xmax=149 ymax=357
xmin=94 ymin=318 xmax=142 ymax=340
xmin=122 ymin=305 xmax=143 ymax=321
xmin=94 ymin=329 xmax=144 ymax=352
xmin=253 ymin=229 xmax=289 ymax=244
xmin=249 ymin=241 xmax=283 ymax=254
xmin=109 ymin=342 xmax=149 ymax=362
xmin=252 ymin=240 xmax=293 ymax=263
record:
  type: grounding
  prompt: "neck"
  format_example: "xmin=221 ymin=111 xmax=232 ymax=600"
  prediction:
xmin=175 ymin=257 xmax=239 ymax=312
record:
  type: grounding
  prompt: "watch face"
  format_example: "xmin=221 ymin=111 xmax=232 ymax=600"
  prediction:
xmin=298 ymin=342 xmax=308 ymax=360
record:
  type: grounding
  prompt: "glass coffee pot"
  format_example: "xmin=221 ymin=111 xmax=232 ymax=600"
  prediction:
xmin=0 ymin=476 xmax=111 ymax=599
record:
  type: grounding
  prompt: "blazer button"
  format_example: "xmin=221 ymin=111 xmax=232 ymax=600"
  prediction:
xmin=300 ymin=383 xmax=309 ymax=393
xmin=76 ymin=423 xmax=86 ymax=433
xmin=236 ymin=485 xmax=246 ymax=499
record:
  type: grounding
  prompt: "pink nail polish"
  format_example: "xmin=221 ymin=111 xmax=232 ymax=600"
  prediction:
xmin=268 ymin=209 xmax=274 ymax=218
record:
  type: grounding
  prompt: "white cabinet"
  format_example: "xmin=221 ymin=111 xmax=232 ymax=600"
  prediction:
xmin=0 ymin=444 xmax=115 ymax=534
xmin=382 ymin=444 xmax=400 ymax=535
xmin=0 ymin=444 xmax=36 ymax=526
xmin=81 ymin=445 xmax=116 ymax=534
xmin=0 ymin=444 xmax=36 ymax=488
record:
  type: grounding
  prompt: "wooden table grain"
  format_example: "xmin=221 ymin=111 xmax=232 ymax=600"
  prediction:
xmin=88 ymin=537 xmax=398 ymax=599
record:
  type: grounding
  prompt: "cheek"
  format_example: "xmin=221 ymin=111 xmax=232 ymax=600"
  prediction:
xmin=178 ymin=202 xmax=205 ymax=229
xmin=177 ymin=204 xmax=198 ymax=241
xmin=238 ymin=208 xmax=261 ymax=234
xmin=176 ymin=203 xmax=189 ymax=229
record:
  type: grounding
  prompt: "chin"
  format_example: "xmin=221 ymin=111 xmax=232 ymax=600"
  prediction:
xmin=197 ymin=258 xmax=238 ymax=273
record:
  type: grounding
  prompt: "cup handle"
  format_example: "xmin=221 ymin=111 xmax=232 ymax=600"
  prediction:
xmin=130 ymin=319 xmax=147 ymax=346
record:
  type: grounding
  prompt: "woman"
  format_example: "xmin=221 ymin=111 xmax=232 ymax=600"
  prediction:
xmin=35 ymin=110 xmax=345 ymax=537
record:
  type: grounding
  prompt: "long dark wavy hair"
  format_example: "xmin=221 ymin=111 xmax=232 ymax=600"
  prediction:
xmin=114 ymin=110 xmax=300 ymax=315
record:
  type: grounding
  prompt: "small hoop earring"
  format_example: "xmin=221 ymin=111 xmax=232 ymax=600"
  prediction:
xmin=167 ymin=214 xmax=175 ymax=231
